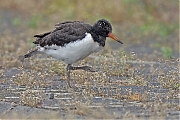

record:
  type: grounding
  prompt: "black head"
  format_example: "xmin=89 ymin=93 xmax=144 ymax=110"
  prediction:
xmin=92 ymin=19 xmax=112 ymax=37
xmin=92 ymin=19 xmax=123 ymax=44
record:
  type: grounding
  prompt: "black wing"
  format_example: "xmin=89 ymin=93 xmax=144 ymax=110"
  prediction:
xmin=33 ymin=21 xmax=92 ymax=47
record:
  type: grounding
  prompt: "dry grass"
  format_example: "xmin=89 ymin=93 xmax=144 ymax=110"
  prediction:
xmin=0 ymin=31 xmax=179 ymax=119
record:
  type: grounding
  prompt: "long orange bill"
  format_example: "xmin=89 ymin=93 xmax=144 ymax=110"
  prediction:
xmin=108 ymin=33 xmax=123 ymax=44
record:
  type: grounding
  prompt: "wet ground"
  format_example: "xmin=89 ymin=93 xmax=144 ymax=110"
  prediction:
xmin=0 ymin=9 xmax=179 ymax=119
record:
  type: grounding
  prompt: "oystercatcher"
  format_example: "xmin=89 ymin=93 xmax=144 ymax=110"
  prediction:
xmin=20 ymin=19 xmax=123 ymax=87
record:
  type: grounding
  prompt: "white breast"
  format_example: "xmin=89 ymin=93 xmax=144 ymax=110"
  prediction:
xmin=38 ymin=33 xmax=103 ymax=64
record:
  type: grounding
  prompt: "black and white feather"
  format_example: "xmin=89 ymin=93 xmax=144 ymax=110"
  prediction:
xmin=22 ymin=19 xmax=119 ymax=64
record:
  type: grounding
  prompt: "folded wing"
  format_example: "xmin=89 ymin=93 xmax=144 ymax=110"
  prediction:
xmin=33 ymin=21 xmax=92 ymax=47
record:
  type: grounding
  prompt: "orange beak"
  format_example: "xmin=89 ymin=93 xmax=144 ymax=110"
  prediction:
xmin=108 ymin=33 xmax=123 ymax=44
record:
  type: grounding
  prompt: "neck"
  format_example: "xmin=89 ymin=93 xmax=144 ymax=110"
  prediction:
xmin=90 ymin=31 xmax=106 ymax=47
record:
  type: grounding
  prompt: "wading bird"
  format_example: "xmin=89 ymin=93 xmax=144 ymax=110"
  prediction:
xmin=20 ymin=19 xmax=123 ymax=87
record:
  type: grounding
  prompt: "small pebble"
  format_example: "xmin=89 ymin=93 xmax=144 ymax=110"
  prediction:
xmin=48 ymin=93 xmax=54 ymax=99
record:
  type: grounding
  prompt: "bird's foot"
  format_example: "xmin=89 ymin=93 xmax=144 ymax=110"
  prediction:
xmin=70 ymin=66 xmax=97 ymax=72
xmin=66 ymin=64 xmax=97 ymax=89
xmin=81 ymin=66 xmax=97 ymax=72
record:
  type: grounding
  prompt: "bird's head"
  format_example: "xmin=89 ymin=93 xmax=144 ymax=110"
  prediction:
xmin=92 ymin=19 xmax=123 ymax=44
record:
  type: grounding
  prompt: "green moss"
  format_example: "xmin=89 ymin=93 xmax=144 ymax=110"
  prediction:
xmin=139 ymin=23 xmax=178 ymax=37
xmin=27 ymin=15 xmax=42 ymax=29
xmin=160 ymin=46 xmax=172 ymax=59
xmin=12 ymin=17 xmax=21 ymax=26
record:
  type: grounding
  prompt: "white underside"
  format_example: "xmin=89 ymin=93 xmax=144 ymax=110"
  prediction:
xmin=37 ymin=33 xmax=103 ymax=64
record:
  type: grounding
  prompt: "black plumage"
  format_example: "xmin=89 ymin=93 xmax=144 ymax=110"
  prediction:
xmin=33 ymin=21 xmax=92 ymax=47
xmin=33 ymin=19 xmax=116 ymax=47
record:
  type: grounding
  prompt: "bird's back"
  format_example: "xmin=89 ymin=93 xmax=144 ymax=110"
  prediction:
xmin=33 ymin=21 xmax=92 ymax=47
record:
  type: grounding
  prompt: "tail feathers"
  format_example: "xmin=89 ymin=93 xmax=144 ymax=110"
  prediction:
xmin=34 ymin=32 xmax=51 ymax=38
xmin=18 ymin=47 xmax=39 ymax=62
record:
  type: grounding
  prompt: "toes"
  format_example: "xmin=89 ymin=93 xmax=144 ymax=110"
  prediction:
xmin=84 ymin=66 xmax=97 ymax=72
